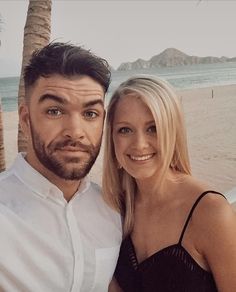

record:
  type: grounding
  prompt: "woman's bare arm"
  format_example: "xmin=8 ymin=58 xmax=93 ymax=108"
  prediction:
xmin=195 ymin=194 xmax=236 ymax=291
xmin=108 ymin=277 xmax=123 ymax=292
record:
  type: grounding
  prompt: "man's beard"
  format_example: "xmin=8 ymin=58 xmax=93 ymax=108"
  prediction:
xmin=29 ymin=123 xmax=101 ymax=181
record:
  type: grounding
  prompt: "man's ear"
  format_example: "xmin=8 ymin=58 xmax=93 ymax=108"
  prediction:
xmin=103 ymin=109 xmax=106 ymax=122
xmin=19 ymin=103 xmax=30 ymax=137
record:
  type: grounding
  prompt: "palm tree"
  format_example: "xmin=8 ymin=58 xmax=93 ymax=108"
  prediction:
xmin=0 ymin=14 xmax=6 ymax=171
xmin=0 ymin=100 xmax=5 ymax=172
xmin=18 ymin=0 xmax=52 ymax=152
xmin=0 ymin=13 xmax=3 ymax=32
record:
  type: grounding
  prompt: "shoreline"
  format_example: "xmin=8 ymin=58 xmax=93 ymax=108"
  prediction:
xmin=2 ymin=83 xmax=236 ymax=200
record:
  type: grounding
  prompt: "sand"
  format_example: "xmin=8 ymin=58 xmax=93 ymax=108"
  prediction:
xmin=2 ymin=84 xmax=236 ymax=200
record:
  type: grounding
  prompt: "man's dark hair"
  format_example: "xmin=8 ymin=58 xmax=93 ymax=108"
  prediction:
xmin=24 ymin=42 xmax=111 ymax=95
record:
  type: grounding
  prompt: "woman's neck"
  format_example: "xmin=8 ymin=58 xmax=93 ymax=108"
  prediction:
xmin=136 ymin=169 xmax=186 ymax=205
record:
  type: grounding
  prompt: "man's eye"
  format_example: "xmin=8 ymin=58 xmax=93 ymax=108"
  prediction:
xmin=118 ymin=127 xmax=132 ymax=134
xmin=46 ymin=108 xmax=62 ymax=116
xmin=84 ymin=111 xmax=98 ymax=119
xmin=147 ymin=125 xmax=156 ymax=133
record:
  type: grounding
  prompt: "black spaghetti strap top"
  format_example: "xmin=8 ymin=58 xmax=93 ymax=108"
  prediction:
xmin=115 ymin=191 xmax=226 ymax=292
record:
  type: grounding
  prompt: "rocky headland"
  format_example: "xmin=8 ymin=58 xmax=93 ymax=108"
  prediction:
xmin=117 ymin=48 xmax=236 ymax=71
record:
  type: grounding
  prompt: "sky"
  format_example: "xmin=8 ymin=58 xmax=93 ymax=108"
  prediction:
xmin=0 ymin=0 xmax=236 ymax=77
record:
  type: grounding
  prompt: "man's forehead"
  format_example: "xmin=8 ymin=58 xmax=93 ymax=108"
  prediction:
xmin=28 ymin=75 xmax=105 ymax=103
xmin=36 ymin=75 xmax=104 ymax=94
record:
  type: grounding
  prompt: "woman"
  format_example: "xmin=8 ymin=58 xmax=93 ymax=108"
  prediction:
xmin=104 ymin=75 xmax=236 ymax=291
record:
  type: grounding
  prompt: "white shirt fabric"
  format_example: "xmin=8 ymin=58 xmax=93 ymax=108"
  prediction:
xmin=0 ymin=153 xmax=122 ymax=292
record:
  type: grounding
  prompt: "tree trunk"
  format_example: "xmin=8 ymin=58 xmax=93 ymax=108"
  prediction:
xmin=0 ymin=97 xmax=5 ymax=172
xmin=0 ymin=16 xmax=6 ymax=171
xmin=18 ymin=0 xmax=52 ymax=152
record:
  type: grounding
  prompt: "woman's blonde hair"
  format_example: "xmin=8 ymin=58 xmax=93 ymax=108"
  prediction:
xmin=102 ymin=75 xmax=191 ymax=236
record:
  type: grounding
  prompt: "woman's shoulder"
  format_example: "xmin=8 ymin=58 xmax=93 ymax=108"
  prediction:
xmin=188 ymin=187 xmax=236 ymax=288
xmin=179 ymin=175 xmax=235 ymax=232
xmin=190 ymin=189 xmax=233 ymax=226
xmin=187 ymin=187 xmax=236 ymax=252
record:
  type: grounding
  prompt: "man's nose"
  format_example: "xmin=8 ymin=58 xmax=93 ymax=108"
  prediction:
xmin=62 ymin=114 xmax=85 ymax=140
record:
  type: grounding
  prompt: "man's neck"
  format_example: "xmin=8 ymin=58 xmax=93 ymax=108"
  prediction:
xmin=24 ymin=153 xmax=82 ymax=202
xmin=39 ymin=170 xmax=82 ymax=202
xmin=56 ymin=179 xmax=82 ymax=202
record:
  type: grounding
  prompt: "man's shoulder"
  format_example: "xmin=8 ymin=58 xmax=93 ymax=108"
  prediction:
xmin=83 ymin=181 xmax=120 ymax=217
xmin=0 ymin=168 xmax=14 ymax=185
xmin=0 ymin=155 xmax=21 ymax=187
xmin=86 ymin=181 xmax=107 ymax=205
xmin=0 ymin=168 xmax=18 ymax=210
xmin=79 ymin=181 xmax=122 ymax=240
xmin=89 ymin=181 xmax=101 ymax=193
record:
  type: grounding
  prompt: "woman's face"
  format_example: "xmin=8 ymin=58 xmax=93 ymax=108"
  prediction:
xmin=112 ymin=94 xmax=160 ymax=180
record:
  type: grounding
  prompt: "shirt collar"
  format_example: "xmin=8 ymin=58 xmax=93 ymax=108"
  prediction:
xmin=12 ymin=153 xmax=90 ymax=201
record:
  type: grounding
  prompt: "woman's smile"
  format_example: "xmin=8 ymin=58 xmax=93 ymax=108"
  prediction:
xmin=128 ymin=153 xmax=155 ymax=162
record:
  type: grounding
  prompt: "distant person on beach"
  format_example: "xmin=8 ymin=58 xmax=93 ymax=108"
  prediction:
xmin=0 ymin=42 xmax=121 ymax=291
xmin=104 ymin=75 xmax=236 ymax=291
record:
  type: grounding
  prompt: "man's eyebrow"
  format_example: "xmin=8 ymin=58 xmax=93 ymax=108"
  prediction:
xmin=38 ymin=94 xmax=104 ymax=107
xmin=38 ymin=94 xmax=68 ymax=104
xmin=82 ymin=99 xmax=104 ymax=108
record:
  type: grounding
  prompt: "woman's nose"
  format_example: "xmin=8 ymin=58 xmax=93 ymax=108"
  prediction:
xmin=133 ymin=131 xmax=149 ymax=150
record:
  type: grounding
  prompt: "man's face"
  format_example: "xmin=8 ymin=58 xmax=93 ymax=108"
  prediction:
xmin=20 ymin=75 xmax=105 ymax=181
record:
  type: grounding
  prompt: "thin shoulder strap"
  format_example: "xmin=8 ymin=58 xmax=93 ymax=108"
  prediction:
xmin=178 ymin=190 xmax=226 ymax=245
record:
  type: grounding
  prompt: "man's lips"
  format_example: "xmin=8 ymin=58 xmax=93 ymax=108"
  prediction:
xmin=53 ymin=140 xmax=91 ymax=153
xmin=56 ymin=146 xmax=88 ymax=152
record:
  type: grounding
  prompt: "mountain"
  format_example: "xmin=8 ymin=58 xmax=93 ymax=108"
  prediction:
xmin=118 ymin=58 xmax=151 ymax=71
xmin=117 ymin=48 xmax=234 ymax=71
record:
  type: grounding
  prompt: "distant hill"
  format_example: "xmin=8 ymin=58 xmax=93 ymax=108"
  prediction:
xmin=117 ymin=48 xmax=235 ymax=71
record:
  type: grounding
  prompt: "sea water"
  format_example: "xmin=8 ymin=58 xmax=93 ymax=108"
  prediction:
xmin=1 ymin=61 xmax=236 ymax=112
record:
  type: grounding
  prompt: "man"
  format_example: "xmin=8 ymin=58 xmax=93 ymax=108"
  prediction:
xmin=0 ymin=42 xmax=121 ymax=292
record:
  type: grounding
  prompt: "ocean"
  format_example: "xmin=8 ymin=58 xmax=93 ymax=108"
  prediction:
xmin=1 ymin=61 xmax=236 ymax=112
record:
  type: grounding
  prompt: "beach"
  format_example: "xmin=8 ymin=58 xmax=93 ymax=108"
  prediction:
xmin=2 ymin=84 xmax=236 ymax=201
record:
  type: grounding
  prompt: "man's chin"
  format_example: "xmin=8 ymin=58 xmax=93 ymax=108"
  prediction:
xmin=37 ymin=152 xmax=97 ymax=180
xmin=51 ymin=169 xmax=84 ymax=181
xmin=51 ymin=162 xmax=92 ymax=181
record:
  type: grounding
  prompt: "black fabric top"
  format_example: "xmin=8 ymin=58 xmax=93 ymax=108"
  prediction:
xmin=115 ymin=191 xmax=225 ymax=292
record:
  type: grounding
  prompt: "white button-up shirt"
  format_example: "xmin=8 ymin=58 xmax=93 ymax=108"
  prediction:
xmin=0 ymin=153 xmax=122 ymax=292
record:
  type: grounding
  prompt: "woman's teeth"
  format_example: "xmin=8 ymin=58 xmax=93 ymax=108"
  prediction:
xmin=129 ymin=154 xmax=153 ymax=161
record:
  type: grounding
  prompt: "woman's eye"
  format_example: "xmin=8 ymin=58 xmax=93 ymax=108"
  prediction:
xmin=147 ymin=125 xmax=156 ymax=133
xmin=46 ymin=108 xmax=62 ymax=116
xmin=118 ymin=127 xmax=132 ymax=134
xmin=84 ymin=111 xmax=98 ymax=119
